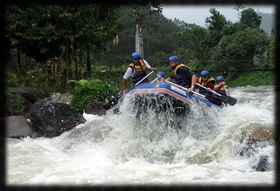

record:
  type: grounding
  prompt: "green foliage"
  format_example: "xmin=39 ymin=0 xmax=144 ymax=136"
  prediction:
xmin=68 ymin=79 xmax=101 ymax=90
xmin=6 ymin=71 xmax=21 ymax=87
xmin=69 ymin=79 xmax=117 ymax=113
xmin=6 ymin=5 xmax=62 ymax=62
xmin=6 ymin=4 xmax=122 ymax=80
xmin=267 ymin=38 xmax=276 ymax=67
xmin=115 ymin=55 xmax=132 ymax=67
xmin=148 ymin=51 xmax=169 ymax=67
xmin=205 ymin=8 xmax=230 ymax=47
xmin=240 ymin=8 xmax=262 ymax=29
xmin=227 ymin=71 xmax=275 ymax=87
xmin=7 ymin=92 xmax=25 ymax=116
xmin=5 ymin=4 xmax=276 ymax=105
xmin=131 ymin=3 xmax=162 ymax=26
xmin=210 ymin=27 xmax=269 ymax=71
xmin=173 ymin=23 xmax=211 ymax=69
xmin=105 ymin=5 xmax=184 ymax=63
xmin=172 ymin=48 xmax=189 ymax=63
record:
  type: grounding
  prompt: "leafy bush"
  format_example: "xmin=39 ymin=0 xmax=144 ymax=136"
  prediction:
xmin=227 ymin=71 xmax=275 ymax=87
xmin=6 ymin=92 xmax=26 ymax=116
xmin=6 ymin=71 xmax=21 ymax=87
xmin=68 ymin=79 xmax=117 ymax=113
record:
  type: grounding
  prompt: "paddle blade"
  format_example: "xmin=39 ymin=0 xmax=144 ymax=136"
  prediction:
xmin=205 ymin=95 xmax=223 ymax=106
xmin=221 ymin=95 xmax=237 ymax=106
xmin=103 ymin=97 xmax=120 ymax=110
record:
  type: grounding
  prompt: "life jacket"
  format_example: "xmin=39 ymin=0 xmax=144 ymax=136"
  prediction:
xmin=216 ymin=85 xmax=229 ymax=96
xmin=128 ymin=60 xmax=148 ymax=84
xmin=171 ymin=64 xmax=191 ymax=87
xmin=197 ymin=77 xmax=215 ymax=96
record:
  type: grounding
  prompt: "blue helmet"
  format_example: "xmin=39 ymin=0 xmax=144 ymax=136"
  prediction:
xmin=216 ymin=76 xmax=224 ymax=82
xmin=131 ymin=52 xmax=141 ymax=59
xmin=157 ymin=71 xmax=165 ymax=78
xmin=200 ymin=70 xmax=209 ymax=76
xmin=168 ymin=56 xmax=180 ymax=62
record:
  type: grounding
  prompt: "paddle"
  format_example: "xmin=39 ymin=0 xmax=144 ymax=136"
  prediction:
xmin=223 ymin=85 xmax=228 ymax=106
xmin=165 ymin=80 xmax=226 ymax=106
xmin=103 ymin=71 xmax=154 ymax=110
xmin=150 ymin=77 xmax=158 ymax=83
xmin=195 ymin=83 xmax=237 ymax=106
xmin=156 ymin=71 xmax=222 ymax=106
xmin=165 ymin=80 xmax=205 ymax=98
xmin=224 ymin=85 xmax=228 ymax=96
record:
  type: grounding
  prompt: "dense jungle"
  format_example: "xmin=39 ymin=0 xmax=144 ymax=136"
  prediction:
xmin=4 ymin=3 xmax=275 ymax=113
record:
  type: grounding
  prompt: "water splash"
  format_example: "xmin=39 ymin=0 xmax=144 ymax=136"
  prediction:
xmin=6 ymin=86 xmax=275 ymax=185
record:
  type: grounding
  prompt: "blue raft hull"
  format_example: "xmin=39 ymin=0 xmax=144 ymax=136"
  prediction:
xmin=127 ymin=82 xmax=222 ymax=116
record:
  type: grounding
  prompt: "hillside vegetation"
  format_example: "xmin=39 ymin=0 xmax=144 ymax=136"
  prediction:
xmin=5 ymin=4 xmax=275 ymax=112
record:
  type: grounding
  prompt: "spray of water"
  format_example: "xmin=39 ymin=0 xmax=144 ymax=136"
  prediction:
xmin=6 ymin=86 xmax=275 ymax=185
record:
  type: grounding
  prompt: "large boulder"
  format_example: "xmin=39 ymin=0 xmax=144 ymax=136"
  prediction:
xmin=28 ymin=100 xmax=86 ymax=138
xmin=5 ymin=116 xmax=38 ymax=138
xmin=247 ymin=128 xmax=274 ymax=144
xmin=240 ymin=127 xmax=275 ymax=171
xmin=6 ymin=87 xmax=42 ymax=117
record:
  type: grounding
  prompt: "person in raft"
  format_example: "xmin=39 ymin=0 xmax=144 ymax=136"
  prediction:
xmin=196 ymin=70 xmax=216 ymax=96
xmin=214 ymin=76 xmax=230 ymax=96
xmin=165 ymin=56 xmax=197 ymax=93
xmin=122 ymin=52 xmax=157 ymax=94
xmin=156 ymin=71 xmax=165 ymax=82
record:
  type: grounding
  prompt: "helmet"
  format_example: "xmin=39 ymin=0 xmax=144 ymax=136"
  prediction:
xmin=216 ymin=76 xmax=224 ymax=82
xmin=131 ymin=52 xmax=141 ymax=59
xmin=200 ymin=70 xmax=209 ymax=76
xmin=168 ymin=56 xmax=180 ymax=62
xmin=157 ymin=71 xmax=165 ymax=78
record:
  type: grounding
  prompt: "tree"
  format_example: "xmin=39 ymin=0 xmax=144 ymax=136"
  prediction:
xmin=205 ymin=8 xmax=230 ymax=47
xmin=144 ymin=13 xmax=183 ymax=58
xmin=131 ymin=2 xmax=162 ymax=58
xmin=211 ymin=27 xmax=269 ymax=71
xmin=6 ymin=5 xmax=62 ymax=63
xmin=172 ymin=23 xmax=211 ymax=70
xmin=240 ymin=8 xmax=262 ymax=29
xmin=267 ymin=28 xmax=276 ymax=68
xmin=6 ymin=4 xmax=121 ymax=80
xmin=6 ymin=5 xmax=61 ymax=76
xmin=148 ymin=51 xmax=168 ymax=67
xmin=104 ymin=6 xmax=186 ymax=66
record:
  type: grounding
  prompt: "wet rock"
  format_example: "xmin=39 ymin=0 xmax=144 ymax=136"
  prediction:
xmin=247 ymin=128 xmax=275 ymax=144
xmin=28 ymin=100 xmax=86 ymax=138
xmin=7 ymin=87 xmax=41 ymax=97
xmin=240 ymin=127 xmax=275 ymax=171
xmin=6 ymin=87 xmax=42 ymax=117
xmin=240 ymin=128 xmax=275 ymax=156
xmin=84 ymin=101 xmax=106 ymax=116
xmin=5 ymin=116 xmax=38 ymax=138
xmin=252 ymin=155 xmax=273 ymax=172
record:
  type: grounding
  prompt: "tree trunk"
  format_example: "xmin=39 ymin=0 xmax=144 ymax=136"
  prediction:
xmin=79 ymin=50 xmax=83 ymax=80
xmin=75 ymin=52 xmax=78 ymax=80
xmin=86 ymin=46 xmax=91 ymax=77
xmin=65 ymin=41 xmax=72 ymax=81
xmin=135 ymin=24 xmax=144 ymax=59
xmin=17 ymin=48 xmax=22 ymax=76
xmin=54 ymin=61 xmax=57 ymax=76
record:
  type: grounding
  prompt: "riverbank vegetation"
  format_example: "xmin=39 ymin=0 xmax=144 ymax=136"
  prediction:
xmin=5 ymin=3 xmax=276 ymax=112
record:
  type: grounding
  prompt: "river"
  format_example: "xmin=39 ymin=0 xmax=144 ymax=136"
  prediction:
xmin=6 ymin=86 xmax=275 ymax=186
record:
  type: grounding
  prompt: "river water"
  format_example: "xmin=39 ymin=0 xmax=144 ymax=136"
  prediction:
xmin=6 ymin=86 xmax=275 ymax=186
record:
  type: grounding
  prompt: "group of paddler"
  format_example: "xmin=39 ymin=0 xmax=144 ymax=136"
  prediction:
xmin=104 ymin=52 xmax=237 ymax=110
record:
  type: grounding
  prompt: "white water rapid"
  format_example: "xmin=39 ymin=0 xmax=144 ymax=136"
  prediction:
xmin=6 ymin=86 xmax=275 ymax=186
